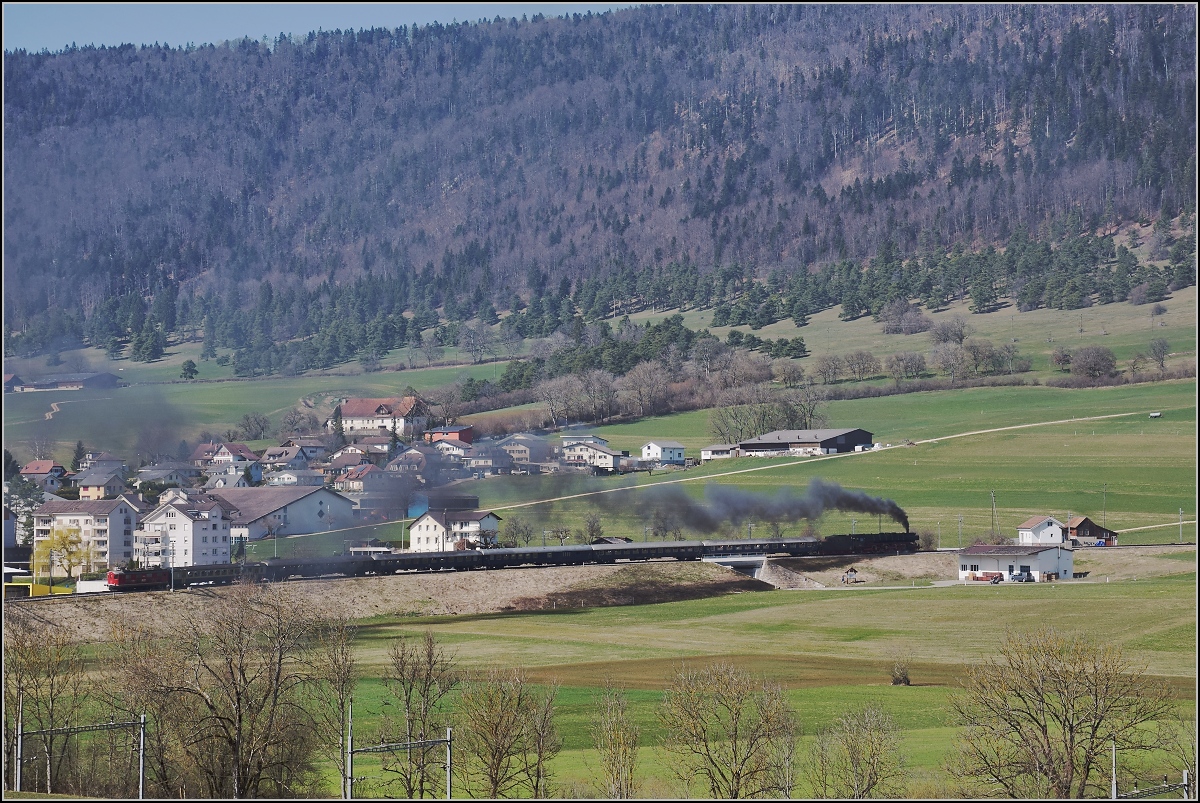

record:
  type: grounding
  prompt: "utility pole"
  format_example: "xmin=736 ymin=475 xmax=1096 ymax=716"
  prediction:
xmin=1111 ymin=739 xmax=1117 ymax=799
xmin=851 ymin=519 xmax=856 ymax=535
xmin=958 ymin=515 xmax=963 ymax=548
xmin=938 ymin=521 xmax=941 ymax=549
xmin=990 ymin=491 xmax=997 ymax=535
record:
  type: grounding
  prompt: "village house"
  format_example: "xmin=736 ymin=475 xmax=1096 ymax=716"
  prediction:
xmin=1016 ymin=516 xmax=1067 ymax=545
xmin=407 ymin=509 xmax=502 ymax=552
xmin=425 ymin=425 xmax=474 ymax=445
xmin=333 ymin=464 xmax=395 ymax=493
xmin=3 ymin=373 xmax=23 ymax=393
xmin=463 ymin=444 xmax=514 ymax=476
xmin=281 ymin=437 xmax=328 ymax=462
xmin=642 ymin=440 xmax=686 ymax=465
xmin=737 ymin=428 xmax=874 ymax=457
xmin=77 ymin=450 xmax=127 ymax=474
xmin=72 ymin=469 xmax=126 ymax=500
xmin=958 ymin=543 xmax=1074 ymax=582
xmin=700 ymin=444 xmax=739 ymax=461
xmin=561 ymin=440 xmax=625 ymax=473
xmin=258 ymin=446 xmax=309 ymax=472
xmin=133 ymin=494 xmax=235 ymax=568
xmin=32 ymin=495 xmax=146 ymax=572
xmin=209 ymin=486 xmax=356 ymax=541
xmin=211 ymin=443 xmax=259 ymax=464
xmin=1064 ymin=516 xmax=1119 ymax=546
xmin=328 ymin=396 xmax=427 ymax=436
xmin=136 ymin=462 xmax=202 ymax=488
xmin=20 ymin=460 xmax=68 ymax=493
xmin=264 ymin=469 xmax=327 ymax=487
xmin=431 ymin=438 xmax=472 ymax=461
xmin=189 ymin=441 xmax=224 ymax=467
xmin=352 ymin=435 xmax=399 ymax=464
xmin=495 ymin=433 xmax=554 ymax=465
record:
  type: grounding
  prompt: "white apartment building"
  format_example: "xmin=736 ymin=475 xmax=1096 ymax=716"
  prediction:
xmin=32 ymin=496 xmax=144 ymax=572
xmin=134 ymin=496 xmax=234 ymax=568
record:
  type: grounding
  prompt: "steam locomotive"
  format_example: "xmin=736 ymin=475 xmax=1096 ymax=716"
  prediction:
xmin=106 ymin=530 xmax=917 ymax=592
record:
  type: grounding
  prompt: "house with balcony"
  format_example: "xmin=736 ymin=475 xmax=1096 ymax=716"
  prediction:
xmin=32 ymin=496 xmax=146 ymax=572
xmin=407 ymin=509 xmax=501 ymax=552
xmin=134 ymin=494 xmax=234 ymax=568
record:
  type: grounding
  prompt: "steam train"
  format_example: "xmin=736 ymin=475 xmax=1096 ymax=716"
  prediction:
xmin=106 ymin=531 xmax=917 ymax=592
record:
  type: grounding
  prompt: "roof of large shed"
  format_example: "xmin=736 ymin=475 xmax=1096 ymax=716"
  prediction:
xmin=740 ymin=428 xmax=867 ymax=444
xmin=1017 ymin=515 xmax=1062 ymax=530
xmin=959 ymin=544 xmax=1071 ymax=556
xmin=644 ymin=440 xmax=686 ymax=448
xmin=209 ymin=486 xmax=348 ymax=522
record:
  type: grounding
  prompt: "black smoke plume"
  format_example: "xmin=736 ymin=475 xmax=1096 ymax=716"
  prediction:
xmin=636 ymin=479 xmax=909 ymax=534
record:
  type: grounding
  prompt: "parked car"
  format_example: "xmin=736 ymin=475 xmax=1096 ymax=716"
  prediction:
xmin=1009 ymin=572 xmax=1034 ymax=582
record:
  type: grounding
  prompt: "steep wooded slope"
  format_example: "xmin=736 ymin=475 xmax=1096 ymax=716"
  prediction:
xmin=3 ymin=5 xmax=1195 ymax=347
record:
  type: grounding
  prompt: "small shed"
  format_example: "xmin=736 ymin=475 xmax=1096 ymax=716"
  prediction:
xmin=958 ymin=544 xmax=1074 ymax=582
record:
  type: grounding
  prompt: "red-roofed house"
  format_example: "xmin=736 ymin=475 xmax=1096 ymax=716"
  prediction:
xmin=21 ymin=461 xmax=68 ymax=492
xmin=328 ymin=396 xmax=427 ymax=436
xmin=212 ymin=443 xmax=259 ymax=464
xmin=333 ymin=464 xmax=393 ymax=493
xmin=425 ymin=425 xmax=474 ymax=445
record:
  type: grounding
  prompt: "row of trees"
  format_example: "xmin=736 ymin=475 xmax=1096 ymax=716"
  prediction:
xmin=6 ymin=591 xmax=1191 ymax=799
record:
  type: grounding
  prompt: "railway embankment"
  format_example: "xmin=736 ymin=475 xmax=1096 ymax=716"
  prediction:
xmin=10 ymin=560 xmax=771 ymax=643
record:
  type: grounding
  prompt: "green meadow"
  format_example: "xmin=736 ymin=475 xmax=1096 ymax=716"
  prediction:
xmin=336 ymin=567 xmax=1196 ymax=797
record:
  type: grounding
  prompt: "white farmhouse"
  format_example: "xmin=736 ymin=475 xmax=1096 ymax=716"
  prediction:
xmin=1016 ymin=515 xmax=1067 ymax=545
xmin=642 ymin=440 xmax=686 ymax=465
xmin=407 ymin=510 xmax=502 ymax=552
xmin=700 ymin=444 xmax=738 ymax=461
xmin=561 ymin=440 xmax=622 ymax=471
xmin=134 ymin=495 xmax=235 ymax=568
xmin=958 ymin=544 xmax=1074 ymax=582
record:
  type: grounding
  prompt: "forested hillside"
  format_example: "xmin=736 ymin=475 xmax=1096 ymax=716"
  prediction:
xmin=3 ymin=4 xmax=1195 ymax=363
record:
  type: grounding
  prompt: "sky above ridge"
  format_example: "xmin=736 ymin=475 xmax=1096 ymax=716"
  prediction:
xmin=3 ymin=3 xmax=634 ymax=53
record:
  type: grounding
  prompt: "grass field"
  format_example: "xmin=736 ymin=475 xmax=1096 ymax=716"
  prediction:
xmin=1 ymin=359 xmax=503 ymax=465
xmin=337 ymin=565 xmax=1195 ymax=797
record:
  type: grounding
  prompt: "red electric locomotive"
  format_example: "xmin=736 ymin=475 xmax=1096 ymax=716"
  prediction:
xmin=106 ymin=568 xmax=173 ymax=591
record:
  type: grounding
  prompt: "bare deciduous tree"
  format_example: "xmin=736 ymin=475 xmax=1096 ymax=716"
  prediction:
xmin=535 ymin=375 xmax=583 ymax=429
xmin=1158 ymin=715 xmax=1197 ymax=798
xmin=455 ymin=668 xmax=560 ymax=799
xmin=591 ymin=681 xmax=640 ymax=799
xmin=808 ymin=702 xmax=908 ymax=799
xmin=310 ymin=613 xmax=357 ymax=794
xmin=771 ymin=358 xmax=806 ymax=388
xmin=949 ymin=626 xmax=1172 ymax=798
xmin=459 ymin=322 xmax=497 ymax=364
xmin=504 ymin=515 xmax=535 ymax=547
xmin=1149 ymin=338 xmax=1170 ymax=372
xmin=617 ymin=360 xmax=669 ymax=418
xmin=3 ymin=607 xmax=88 ymax=794
xmin=930 ymin=343 xmax=970 ymax=380
xmin=117 ymin=582 xmax=326 ymax=798
xmin=929 ymin=315 xmax=974 ymax=345
xmin=658 ymin=662 xmax=799 ymax=799
xmin=579 ymin=369 xmax=619 ymax=423
xmin=380 ymin=631 xmax=459 ymax=799
xmin=811 ymin=354 xmax=844 ymax=384
xmin=1070 ymin=345 xmax=1117 ymax=378
xmin=844 ymin=350 xmax=882 ymax=382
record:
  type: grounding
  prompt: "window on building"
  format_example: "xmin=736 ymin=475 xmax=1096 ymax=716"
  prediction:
xmin=969 ymin=564 xmax=979 ymax=572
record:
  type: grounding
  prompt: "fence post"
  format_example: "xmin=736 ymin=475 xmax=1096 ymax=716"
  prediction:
xmin=446 ymin=727 xmax=452 ymax=800
xmin=138 ymin=714 xmax=146 ymax=799
xmin=14 ymin=696 xmax=21 ymax=793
